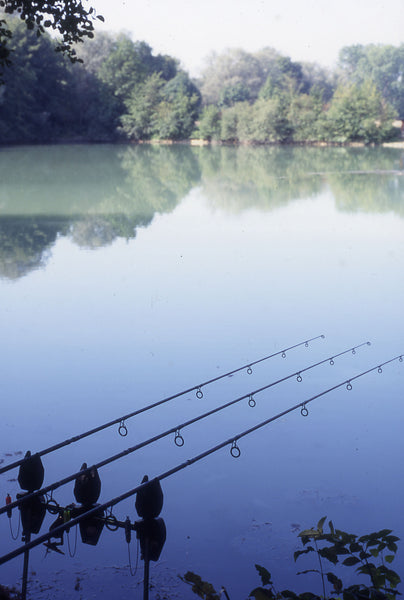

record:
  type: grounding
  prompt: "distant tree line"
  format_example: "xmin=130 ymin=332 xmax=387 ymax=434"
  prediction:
xmin=0 ymin=16 xmax=403 ymax=145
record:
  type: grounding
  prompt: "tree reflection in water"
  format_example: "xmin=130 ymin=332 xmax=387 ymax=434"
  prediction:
xmin=0 ymin=144 xmax=403 ymax=280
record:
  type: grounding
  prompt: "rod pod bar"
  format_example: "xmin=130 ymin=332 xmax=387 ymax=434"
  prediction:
xmin=0 ymin=353 xmax=402 ymax=568
xmin=0 ymin=334 xmax=325 ymax=476
xmin=0 ymin=340 xmax=369 ymax=516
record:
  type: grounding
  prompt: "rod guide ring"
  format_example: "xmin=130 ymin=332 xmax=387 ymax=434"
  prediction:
xmin=300 ymin=405 xmax=309 ymax=417
xmin=118 ymin=421 xmax=128 ymax=437
xmin=230 ymin=441 xmax=241 ymax=458
xmin=196 ymin=388 xmax=203 ymax=399
xmin=248 ymin=395 xmax=256 ymax=408
xmin=46 ymin=498 xmax=59 ymax=515
xmin=105 ymin=514 xmax=119 ymax=531
xmin=174 ymin=430 xmax=185 ymax=447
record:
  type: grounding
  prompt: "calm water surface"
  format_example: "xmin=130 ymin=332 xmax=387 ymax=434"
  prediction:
xmin=0 ymin=144 xmax=403 ymax=598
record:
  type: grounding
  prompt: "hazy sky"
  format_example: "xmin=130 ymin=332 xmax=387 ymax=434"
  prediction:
xmin=93 ymin=0 xmax=403 ymax=76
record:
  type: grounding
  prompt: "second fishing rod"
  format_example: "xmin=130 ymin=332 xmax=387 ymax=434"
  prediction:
xmin=1 ymin=340 xmax=370 ymax=516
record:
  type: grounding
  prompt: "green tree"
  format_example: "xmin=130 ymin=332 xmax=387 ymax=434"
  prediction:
xmin=338 ymin=44 xmax=404 ymax=117
xmin=322 ymin=80 xmax=397 ymax=143
xmin=0 ymin=17 xmax=69 ymax=141
xmin=287 ymin=93 xmax=323 ymax=141
xmin=120 ymin=70 xmax=200 ymax=140
xmin=194 ymin=105 xmax=221 ymax=140
xmin=0 ymin=0 xmax=104 ymax=75
xmin=120 ymin=72 xmax=165 ymax=140
xmin=200 ymin=48 xmax=264 ymax=105
xmin=219 ymin=82 xmax=250 ymax=107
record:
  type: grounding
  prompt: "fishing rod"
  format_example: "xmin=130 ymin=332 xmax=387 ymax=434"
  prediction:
xmin=0 ymin=341 xmax=370 ymax=516
xmin=0 ymin=353 xmax=402 ymax=567
xmin=0 ymin=334 xmax=325 ymax=476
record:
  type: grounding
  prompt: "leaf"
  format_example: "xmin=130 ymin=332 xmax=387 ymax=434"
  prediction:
xmin=317 ymin=516 xmax=327 ymax=533
xmin=386 ymin=541 xmax=398 ymax=553
xmin=376 ymin=529 xmax=393 ymax=537
xmin=326 ymin=572 xmax=343 ymax=592
xmin=349 ymin=542 xmax=362 ymax=553
xmin=255 ymin=565 xmax=272 ymax=587
xmin=328 ymin=520 xmax=335 ymax=535
xmin=318 ymin=547 xmax=339 ymax=565
xmin=384 ymin=568 xmax=401 ymax=587
xmin=299 ymin=528 xmax=320 ymax=538
xmin=280 ymin=591 xmax=298 ymax=599
xmin=385 ymin=555 xmax=395 ymax=564
xmin=342 ymin=556 xmax=360 ymax=566
xmin=334 ymin=544 xmax=350 ymax=555
xmin=97 ymin=14 xmax=105 ymax=22
xmin=249 ymin=587 xmax=273 ymax=600
xmin=369 ymin=548 xmax=379 ymax=558
xmin=297 ymin=569 xmax=320 ymax=575
xmin=294 ymin=547 xmax=315 ymax=562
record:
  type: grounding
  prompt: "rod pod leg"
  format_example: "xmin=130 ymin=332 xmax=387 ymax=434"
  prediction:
xmin=21 ymin=532 xmax=31 ymax=600
xmin=143 ymin=537 xmax=150 ymax=600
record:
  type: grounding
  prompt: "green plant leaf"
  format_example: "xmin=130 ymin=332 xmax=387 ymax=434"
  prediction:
xmin=249 ymin=587 xmax=274 ymax=599
xmin=299 ymin=528 xmax=321 ymax=538
xmin=349 ymin=542 xmax=362 ymax=553
xmin=384 ymin=567 xmax=401 ymax=586
xmin=255 ymin=565 xmax=272 ymax=587
xmin=318 ymin=547 xmax=339 ymax=565
xmin=297 ymin=569 xmax=320 ymax=575
xmin=376 ymin=529 xmax=393 ymax=537
xmin=294 ymin=547 xmax=315 ymax=562
xmin=386 ymin=535 xmax=400 ymax=542
xmin=317 ymin=516 xmax=327 ymax=533
xmin=280 ymin=591 xmax=298 ymax=599
xmin=386 ymin=541 xmax=398 ymax=553
xmin=385 ymin=555 xmax=395 ymax=564
xmin=342 ymin=556 xmax=360 ymax=566
xmin=326 ymin=572 xmax=343 ymax=592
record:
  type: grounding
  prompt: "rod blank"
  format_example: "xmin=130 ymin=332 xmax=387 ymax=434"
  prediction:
xmin=0 ymin=335 xmax=325 ymax=476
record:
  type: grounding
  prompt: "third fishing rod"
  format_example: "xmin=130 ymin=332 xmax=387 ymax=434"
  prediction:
xmin=1 ymin=340 xmax=370 ymax=516
xmin=0 ymin=334 xmax=325 ymax=476
xmin=1 ymin=352 xmax=402 ymax=567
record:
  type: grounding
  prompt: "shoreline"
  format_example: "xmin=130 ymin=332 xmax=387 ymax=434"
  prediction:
xmin=1 ymin=138 xmax=404 ymax=148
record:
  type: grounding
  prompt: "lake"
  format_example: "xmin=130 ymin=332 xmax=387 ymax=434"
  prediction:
xmin=0 ymin=143 xmax=403 ymax=599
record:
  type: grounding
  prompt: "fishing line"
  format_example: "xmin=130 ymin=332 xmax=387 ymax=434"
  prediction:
xmin=0 ymin=354 xmax=401 ymax=567
xmin=0 ymin=335 xmax=324 ymax=476
xmin=0 ymin=341 xmax=369 ymax=516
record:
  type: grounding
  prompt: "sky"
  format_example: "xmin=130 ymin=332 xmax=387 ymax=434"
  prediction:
xmin=92 ymin=0 xmax=404 ymax=76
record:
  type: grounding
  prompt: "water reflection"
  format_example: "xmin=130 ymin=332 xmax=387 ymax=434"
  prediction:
xmin=0 ymin=144 xmax=403 ymax=280
xmin=196 ymin=145 xmax=404 ymax=214
xmin=0 ymin=144 xmax=201 ymax=278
